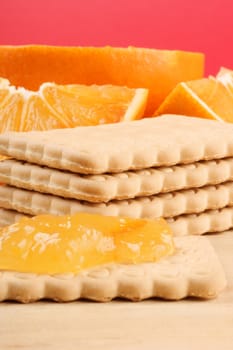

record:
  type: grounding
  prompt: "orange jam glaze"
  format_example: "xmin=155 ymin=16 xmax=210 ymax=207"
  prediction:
xmin=0 ymin=213 xmax=174 ymax=274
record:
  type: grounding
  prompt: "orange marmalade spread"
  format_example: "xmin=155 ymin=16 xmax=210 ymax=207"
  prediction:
xmin=0 ymin=213 xmax=174 ymax=274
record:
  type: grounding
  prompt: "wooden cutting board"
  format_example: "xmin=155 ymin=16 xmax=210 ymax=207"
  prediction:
xmin=0 ymin=231 xmax=232 ymax=350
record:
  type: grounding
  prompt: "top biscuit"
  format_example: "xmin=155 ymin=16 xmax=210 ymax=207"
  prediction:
xmin=0 ymin=115 xmax=233 ymax=174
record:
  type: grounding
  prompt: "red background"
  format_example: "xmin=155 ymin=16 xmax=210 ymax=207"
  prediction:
xmin=0 ymin=0 xmax=232 ymax=75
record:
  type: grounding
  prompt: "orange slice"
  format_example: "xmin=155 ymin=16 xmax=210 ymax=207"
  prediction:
xmin=0 ymin=45 xmax=205 ymax=115
xmin=154 ymin=77 xmax=233 ymax=123
xmin=0 ymin=79 xmax=148 ymax=133
xmin=0 ymin=213 xmax=174 ymax=275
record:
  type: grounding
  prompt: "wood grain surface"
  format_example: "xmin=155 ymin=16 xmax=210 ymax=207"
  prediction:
xmin=0 ymin=231 xmax=232 ymax=350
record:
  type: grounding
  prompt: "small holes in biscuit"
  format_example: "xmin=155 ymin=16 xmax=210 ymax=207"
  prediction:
xmin=191 ymin=267 xmax=209 ymax=277
xmin=116 ymin=172 xmax=131 ymax=179
xmin=139 ymin=169 xmax=154 ymax=176
xmin=14 ymin=272 xmax=38 ymax=279
xmin=186 ymin=163 xmax=197 ymax=170
xmin=161 ymin=167 xmax=174 ymax=173
xmin=88 ymin=268 xmax=110 ymax=279
xmin=122 ymin=266 xmax=144 ymax=278
xmin=88 ymin=175 xmax=106 ymax=181
xmin=53 ymin=273 xmax=75 ymax=280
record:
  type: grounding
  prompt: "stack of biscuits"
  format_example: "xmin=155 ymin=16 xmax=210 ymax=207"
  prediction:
xmin=0 ymin=114 xmax=233 ymax=236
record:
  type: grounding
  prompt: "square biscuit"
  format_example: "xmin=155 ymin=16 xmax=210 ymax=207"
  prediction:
xmin=0 ymin=236 xmax=226 ymax=302
xmin=0 ymin=206 xmax=233 ymax=236
xmin=0 ymin=158 xmax=233 ymax=202
xmin=1 ymin=184 xmax=233 ymax=235
xmin=0 ymin=182 xmax=233 ymax=219
xmin=1 ymin=115 xmax=233 ymax=174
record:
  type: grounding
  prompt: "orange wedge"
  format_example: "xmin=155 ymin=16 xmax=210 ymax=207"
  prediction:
xmin=0 ymin=213 xmax=174 ymax=274
xmin=0 ymin=45 xmax=205 ymax=115
xmin=155 ymin=77 xmax=233 ymax=123
xmin=0 ymin=79 xmax=148 ymax=132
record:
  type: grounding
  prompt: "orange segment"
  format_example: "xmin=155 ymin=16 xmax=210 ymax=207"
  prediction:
xmin=0 ymin=92 xmax=25 ymax=132
xmin=0 ymin=213 xmax=174 ymax=275
xmin=41 ymin=83 xmax=148 ymax=125
xmin=0 ymin=45 xmax=205 ymax=115
xmin=21 ymin=94 xmax=71 ymax=131
xmin=155 ymin=78 xmax=233 ymax=123
xmin=0 ymin=87 xmax=10 ymax=103
xmin=0 ymin=79 xmax=148 ymax=132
